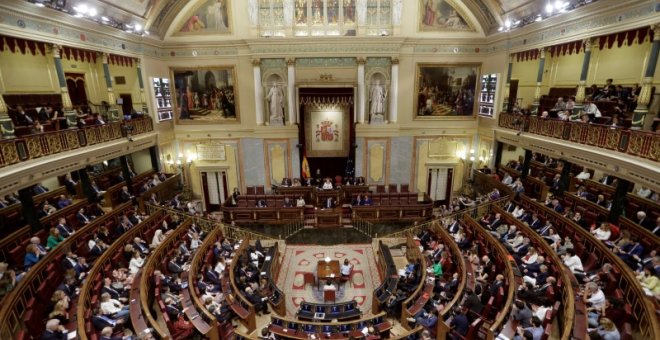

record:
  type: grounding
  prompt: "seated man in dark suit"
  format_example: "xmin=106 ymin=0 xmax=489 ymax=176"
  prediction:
xmin=76 ymin=208 xmax=94 ymax=225
xmin=449 ymin=307 xmax=469 ymax=339
xmin=360 ymin=195 xmax=373 ymax=206
xmin=41 ymin=319 xmax=68 ymax=340
xmin=15 ymin=106 xmax=34 ymax=126
xmin=282 ymin=197 xmax=294 ymax=207
xmin=33 ymin=183 xmax=49 ymax=195
xmin=101 ymin=277 xmax=127 ymax=302
xmin=167 ymin=257 xmax=187 ymax=274
xmin=245 ymin=287 xmax=270 ymax=315
xmin=119 ymin=186 xmax=134 ymax=203
xmin=56 ymin=218 xmax=75 ymax=238
xmin=256 ymin=199 xmax=268 ymax=208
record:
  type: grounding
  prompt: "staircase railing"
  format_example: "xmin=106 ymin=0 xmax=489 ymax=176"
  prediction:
xmin=352 ymin=215 xmax=374 ymax=237
xmin=281 ymin=217 xmax=305 ymax=239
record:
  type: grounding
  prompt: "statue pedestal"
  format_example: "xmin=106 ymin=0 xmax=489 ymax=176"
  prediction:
xmin=369 ymin=113 xmax=386 ymax=125
xmin=269 ymin=116 xmax=285 ymax=126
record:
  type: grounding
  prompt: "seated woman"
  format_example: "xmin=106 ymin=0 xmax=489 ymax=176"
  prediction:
xmin=322 ymin=178 xmax=334 ymax=190
xmin=296 ymin=196 xmax=306 ymax=207
xmin=47 ymin=228 xmax=64 ymax=249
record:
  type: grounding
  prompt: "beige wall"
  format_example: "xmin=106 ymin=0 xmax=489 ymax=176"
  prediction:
xmin=0 ymin=50 xmax=56 ymax=94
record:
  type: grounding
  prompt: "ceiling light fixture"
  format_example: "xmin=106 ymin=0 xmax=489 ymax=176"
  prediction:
xmin=545 ymin=3 xmax=554 ymax=14
xmin=88 ymin=8 xmax=97 ymax=17
xmin=134 ymin=24 xmax=143 ymax=32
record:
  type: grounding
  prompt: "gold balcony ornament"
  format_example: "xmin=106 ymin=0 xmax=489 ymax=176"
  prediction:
xmin=319 ymin=74 xmax=334 ymax=81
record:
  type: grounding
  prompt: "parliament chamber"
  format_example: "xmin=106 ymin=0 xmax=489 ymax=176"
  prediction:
xmin=0 ymin=0 xmax=658 ymax=339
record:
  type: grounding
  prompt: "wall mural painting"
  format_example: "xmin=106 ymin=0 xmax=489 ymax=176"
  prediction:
xmin=415 ymin=64 xmax=480 ymax=119
xmin=419 ymin=0 xmax=472 ymax=31
xmin=171 ymin=67 xmax=239 ymax=124
xmin=179 ymin=0 xmax=231 ymax=34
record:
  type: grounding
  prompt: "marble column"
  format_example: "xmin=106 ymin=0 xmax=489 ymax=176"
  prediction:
xmin=504 ymin=54 xmax=513 ymax=112
xmin=357 ymin=57 xmax=366 ymax=124
xmin=19 ymin=187 xmax=42 ymax=232
xmin=101 ymin=53 xmax=116 ymax=106
xmin=389 ymin=58 xmax=399 ymax=123
xmin=287 ymin=58 xmax=297 ymax=125
xmin=252 ymin=59 xmax=265 ymax=125
xmin=610 ymin=178 xmax=631 ymax=222
xmin=0 ymin=91 xmax=14 ymax=138
xmin=574 ymin=38 xmax=593 ymax=115
xmin=520 ymin=149 xmax=533 ymax=180
xmin=52 ymin=45 xmax=73 ymax=110
xmin=532 ymin=48 xmax=546 ymax=111
xmin=632 ymin=25 xmax=660 ymax=130
xmin=136 ymin=59 xmax=147 ymax=112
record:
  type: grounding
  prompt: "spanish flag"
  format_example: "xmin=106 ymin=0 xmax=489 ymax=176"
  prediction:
xmin=302 ymin=152 xmax=311 ymax=179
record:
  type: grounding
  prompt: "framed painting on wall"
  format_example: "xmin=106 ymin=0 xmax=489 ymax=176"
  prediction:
xmin=414 ymin=63 xmax=480 ymax=120
xmin=177 ymin=0 xmax=232 ymax=34
xmin=170 ymin=67 xmax=240 ymax=124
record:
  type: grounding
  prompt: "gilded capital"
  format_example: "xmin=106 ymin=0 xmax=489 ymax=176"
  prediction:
xmin=252 ymin=58 xmax=261 ymax=66
xmin=391 ymin=57 xmax=399 ymax=65
xmin=653 ymin=24 xmax=660 ymax=41
xmin=538 ymin=47 xmax=546 ymax=58
xmin=583 ymin=38 xmax=593 ymax=52
xmin=356 ymin=57 xmax=366 ymax=65
xmin=286 ymin=58 xmax=295 ymax=66
xmin=102 ymin=53 xmax=109 ymax=64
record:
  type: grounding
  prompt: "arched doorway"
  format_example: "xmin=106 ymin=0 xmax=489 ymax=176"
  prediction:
xmin=65 ymin=73 xmax=88 ymax=106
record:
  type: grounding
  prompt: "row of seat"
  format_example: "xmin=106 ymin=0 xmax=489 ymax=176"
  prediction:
xmin=492 ymin=204 xmax=579 ymax=339
xmin=450 ymin=215 xmax=517 ymax=339
xmin=518 ymin=195 xmax=654 ymax=339
xmin=298 ymin=300 xmax=361 ymax=321
xmin=269 ymin=313 xmax=391 ymax=339
xmin=78 ymin=209 xmax=169 ymax=340
xmin=1 ymin=202 xmax=135 ymax=340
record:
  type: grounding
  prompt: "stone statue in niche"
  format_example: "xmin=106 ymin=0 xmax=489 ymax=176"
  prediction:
xmin=369 ymin=77 xmax=387 ymax=124
xmin=266 ymin=83 xmax=285 ymax=125
xmin=392 ymin=0 xmax=403 ymax=25
xmin=283 ymin=0 xmax=294 ymax=26
xmin=248 ymin=0 xmax=259 ymax=26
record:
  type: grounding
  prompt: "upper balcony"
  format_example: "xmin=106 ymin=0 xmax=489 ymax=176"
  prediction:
xmin=497 ymin=112 xmax=659 ymax=163
xmin=0 ymin=117 xmax=154 ymax=170
xmin=495 ymin=112 xmax=659 ymax=190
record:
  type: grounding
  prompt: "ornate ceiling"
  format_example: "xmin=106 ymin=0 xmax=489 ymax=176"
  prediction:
xmin=28 ymin=0 xmax=599 ymax=39
xmin=140 ymin=0 xmax=513 ymax=38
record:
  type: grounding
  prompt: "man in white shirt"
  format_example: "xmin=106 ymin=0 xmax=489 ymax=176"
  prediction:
xmin=502 ymin=173 xmax=513 ymax=185
xmin=100 ymin=292 xmax=130 ymax=319
xmin=576 ymin=170 xmax=591 ymax=180
xmin=340 ymin=259 xmax=353 ymax=278
xmin=562 ymin=249 xmax=583 ymax=274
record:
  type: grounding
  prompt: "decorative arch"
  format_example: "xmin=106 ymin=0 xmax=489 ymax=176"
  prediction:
xmin=165 ymin=0 xmax=234 ymax=38
xmin=418 ymin=0 xmax=485 ymax=35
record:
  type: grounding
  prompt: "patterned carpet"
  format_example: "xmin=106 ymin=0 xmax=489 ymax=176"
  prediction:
xmin=277 ymin=244 xmax=381 ymax=317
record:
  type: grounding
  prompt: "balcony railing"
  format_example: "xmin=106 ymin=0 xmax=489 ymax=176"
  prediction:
xmin=0 ymin=117 xmax=153 ymax=169
xmin=498 ymin=112 xmax=659 ymax=162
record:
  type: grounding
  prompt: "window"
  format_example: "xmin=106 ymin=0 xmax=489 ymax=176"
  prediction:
xmin=478 ymin=73 xmax=498 ymax=117
xmin=151 ymin=77 xmax=173 ymax=121
xmin=258 ymin=0 xmax=390 ymax=37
